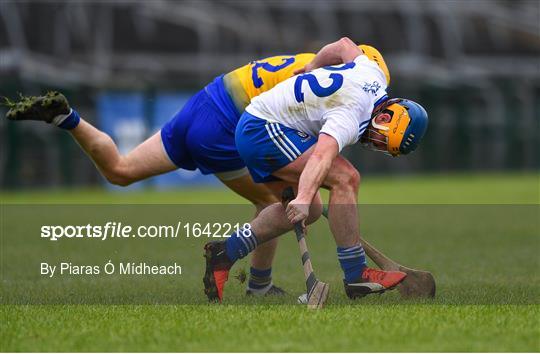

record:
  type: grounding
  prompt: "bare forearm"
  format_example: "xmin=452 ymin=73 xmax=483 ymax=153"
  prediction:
xmin=284 ymin=134 xmax=338 ymax=224
xmin=310 ymin=40 xmax=349 ymax=68
xmin=308 ymin=37 xmax=361 ymax=70
xmin=297 ymin=154 xmax=332 ymax=203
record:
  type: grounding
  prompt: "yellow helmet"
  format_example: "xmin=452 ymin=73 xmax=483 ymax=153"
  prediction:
xmin=361 ymin=98 xmax=429 ymax=156
xmin=358 ymin=44 xmax=391 ymax=85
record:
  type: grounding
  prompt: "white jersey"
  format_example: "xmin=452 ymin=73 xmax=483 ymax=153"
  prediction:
xmin=246 ymin=55 xmax=388 ymax=151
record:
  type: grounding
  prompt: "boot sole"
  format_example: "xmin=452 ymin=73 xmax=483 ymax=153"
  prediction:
xmin=203 ymin=246 xmax=219 ymax=302
xmin=345 ymin=282 xmax=396 ymax=299
xmin=6 ymin=93 xmax=69 ymax=122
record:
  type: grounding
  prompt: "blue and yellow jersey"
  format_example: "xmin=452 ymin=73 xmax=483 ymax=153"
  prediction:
xmin=223 ymin=53 xmax=315 ymax=112
xmin=222 ymin=45 xmax=390 ymax=114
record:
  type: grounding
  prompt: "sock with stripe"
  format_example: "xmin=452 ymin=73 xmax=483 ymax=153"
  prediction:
xmin=337 ymin=244 xmax=367 ymax=283
xmin=225 ymin=225 xmax=259 ymax=263
xmin=247 ymin=267 xmax=272 ymax=294
xmin=52 ymin=108 xmax=80 ymax=130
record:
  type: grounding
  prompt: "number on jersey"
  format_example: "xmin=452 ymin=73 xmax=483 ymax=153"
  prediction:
xmin=251 ymin=57 xmax=295 ymax=88
xmin=294 ymin=62 xmax=356 ymax=103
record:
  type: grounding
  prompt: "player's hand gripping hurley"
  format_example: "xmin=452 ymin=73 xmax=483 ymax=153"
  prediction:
xmin=282 ymin=187 xmax=329 ymax=309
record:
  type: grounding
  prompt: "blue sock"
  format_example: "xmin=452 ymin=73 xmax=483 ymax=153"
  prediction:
xmin=225 ymin=225 xmax=259 ymax=262
xmin=337 ymin=244 xmax=367 ymax=283
xmin=54 ymin=109 xmax=80 ymax=130
xmin=248 ymin=267 xmax=272 ymax=290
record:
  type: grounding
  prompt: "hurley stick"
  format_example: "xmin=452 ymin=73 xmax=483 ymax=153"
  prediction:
xmin=282 ymin=187 xmax=329 ymax=309
xmin=323 ymin=206 xmax=435 ymax=298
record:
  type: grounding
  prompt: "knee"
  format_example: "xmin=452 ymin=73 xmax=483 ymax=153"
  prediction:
xmin=330 ymin=167 xmax=361 ymax=192
xmin=348 ymin=169 xmax=361 ymax=190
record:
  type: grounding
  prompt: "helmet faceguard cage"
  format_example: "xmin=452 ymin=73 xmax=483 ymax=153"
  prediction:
xmin=361 ymin=98 xmax=428 ymax=157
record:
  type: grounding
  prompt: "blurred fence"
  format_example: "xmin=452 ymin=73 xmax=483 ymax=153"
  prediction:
xmin=1 ymin=0 xmax=539 ymax=188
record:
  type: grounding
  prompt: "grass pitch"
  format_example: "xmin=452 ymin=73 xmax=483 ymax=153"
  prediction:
xmin=1 ymin=173 xmax=539 ymax=352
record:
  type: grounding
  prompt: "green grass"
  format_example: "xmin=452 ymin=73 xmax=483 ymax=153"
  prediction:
xmin=1 ymin=173 xmax=539 ymax=352
xmin=2 ymin=305 xmax=538 ymax=352
xmin=2 ymin=172 xmax=538 ymax=204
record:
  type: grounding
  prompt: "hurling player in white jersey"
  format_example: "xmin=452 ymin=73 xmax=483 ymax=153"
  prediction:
xmin=203 ymin=37 xmax=428 ymax=300
xmin=246 ymin=53 xmax=387 ymax=154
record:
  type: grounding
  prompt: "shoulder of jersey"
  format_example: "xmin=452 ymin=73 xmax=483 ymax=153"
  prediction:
xmin=353 ymin=55 xmax=387 ymax=85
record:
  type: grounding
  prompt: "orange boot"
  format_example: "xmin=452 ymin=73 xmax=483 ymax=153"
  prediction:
xmin=203 ymin=241 xmax=234 ymax=302
xmin=344 ymin=267 xmax=406 ymax=299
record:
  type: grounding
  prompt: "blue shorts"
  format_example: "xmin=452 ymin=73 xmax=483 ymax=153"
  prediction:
xmin=235 ymin=112 xmax=317 ymax=183
xmin=160 ymin=76 xmax=244 ymax=175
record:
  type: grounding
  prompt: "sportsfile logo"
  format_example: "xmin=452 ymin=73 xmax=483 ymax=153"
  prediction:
xmin=40 ymin=221 xmax=252 ymax=241
xmin=40 ymin=222 xmax=180 ymax=241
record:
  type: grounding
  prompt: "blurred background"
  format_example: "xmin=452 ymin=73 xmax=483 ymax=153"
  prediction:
xmin=0 ymin=0 xmax=539 ymax=189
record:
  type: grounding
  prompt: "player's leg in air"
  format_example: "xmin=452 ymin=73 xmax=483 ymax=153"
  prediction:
xmin=4 ymin=91 xmax=284 ymax=296
xmin=4 ymin=92 xmax=177 ymax=185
